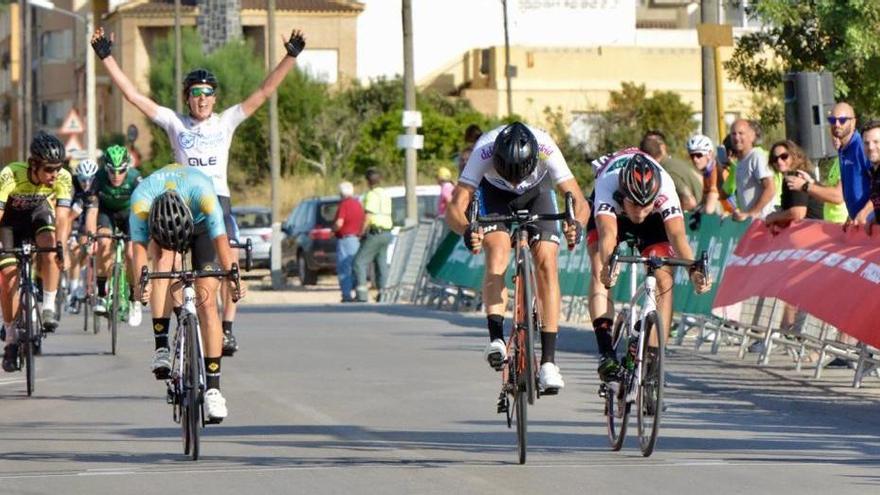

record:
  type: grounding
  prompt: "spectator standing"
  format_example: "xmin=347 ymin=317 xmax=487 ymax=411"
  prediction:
xmin=639 ymin=130 xmax=703 ymax=211
xmin=861 ymin=122 xmax=880 ymax=229
xmin=436 ymin=167 xmax=454 ymax=218
xmin=730 ymin=119 xmax=777 ymax=221
xmin=457 ymin=124 xmax=483 ymax=174
xmin=686 ymin=134 xmax=721 ymax=214
xmin=354 ymin=168 xmax=393 ymax=303
xmin=784 ymin=136 xmax=847 ymax=224
xmin=333 ymin=181 xmax=364 ymax=302
xmin=764 ymin=140 xmax=823 ymax=230
xmin=826 ymin=103 xmax=873 ymax=228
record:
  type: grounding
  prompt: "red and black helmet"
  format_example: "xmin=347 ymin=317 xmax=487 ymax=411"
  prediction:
xmin=619 ymin=153 xmax=662 ymax=207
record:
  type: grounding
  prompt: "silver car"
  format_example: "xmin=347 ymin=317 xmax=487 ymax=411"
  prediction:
xmin=231 ymin=206 xmax=272 ymax=268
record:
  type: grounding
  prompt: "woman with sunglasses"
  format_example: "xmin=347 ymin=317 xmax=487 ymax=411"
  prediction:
xmin=90 ymin=26 xmax=306 ymax=359
xmin=764 ymin=140 xmax=824 ymax=232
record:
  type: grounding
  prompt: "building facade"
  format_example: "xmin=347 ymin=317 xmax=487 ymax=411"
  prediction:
xmin=0 ymin=3 xmax=21 ymax=163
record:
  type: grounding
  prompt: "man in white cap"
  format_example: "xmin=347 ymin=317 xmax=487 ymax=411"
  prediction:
xmin=332 ymin=181 xmax=364 ymax=302
xmin=686 ymin=134 xmax=721 ymax=214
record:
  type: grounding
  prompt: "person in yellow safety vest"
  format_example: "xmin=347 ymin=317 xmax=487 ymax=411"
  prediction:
xmin=353 ymin=167 xmax=393 ymax=302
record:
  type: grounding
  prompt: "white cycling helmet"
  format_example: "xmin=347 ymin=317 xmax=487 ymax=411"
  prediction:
xmin=75 ymin=158 xmax=99 ymax=180
xmin=686 ymin=134 xmax=714 ymax=154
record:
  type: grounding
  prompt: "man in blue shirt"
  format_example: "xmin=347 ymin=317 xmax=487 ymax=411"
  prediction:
xmin=830 ymin=102 xmax=874 ymax=227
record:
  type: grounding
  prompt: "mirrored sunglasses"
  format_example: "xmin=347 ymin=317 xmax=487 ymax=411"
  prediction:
xmin=827 ymin=116 xmax=852 ymax=125
xmin=771 ymin=152 xmax=790 ymax=162
xmin=689 ymin=152 xmax=705 ymax=159
xmin=189 ymin=86 xmax=215 ymax=98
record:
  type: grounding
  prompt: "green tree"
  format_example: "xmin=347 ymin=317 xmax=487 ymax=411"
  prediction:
xmin=591 ymin=82 xmax=696 ymax=159
xmin=725 ymin=0 xmax=880 ymax=125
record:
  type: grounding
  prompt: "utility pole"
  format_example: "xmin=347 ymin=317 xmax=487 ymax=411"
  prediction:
xmin=700 ymin=0 xmax=719 ymax=144
xmin=86 ymin=9 xmax=96 ymax=159
xmin=174 ymin=0 xmax=183 ymax=113
xmin=22 ymin=0 xmax=32 ymax=151
xmin=268 ymin=0 xmax=284 ymax=288
xmin=502 ymin=0 xmax=512 ymax=117
xmin=401 ymin=0 xmax=417 ymax=225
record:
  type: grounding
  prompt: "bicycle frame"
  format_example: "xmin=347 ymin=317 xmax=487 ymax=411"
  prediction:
xmin=617 ymin=270 xmax=659 ymax=404
xmin=170 ymin=282 xmax=206 ymax=421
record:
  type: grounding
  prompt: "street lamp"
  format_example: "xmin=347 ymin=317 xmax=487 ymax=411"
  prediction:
xmin=26 ymin=0 xmax=96 ymax=160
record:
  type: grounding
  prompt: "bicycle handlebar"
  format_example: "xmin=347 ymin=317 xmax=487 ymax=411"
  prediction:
xmin=605 ymin=248 xmax=708 ymax=289
xmin=0 ymin=241 xmax=64 ymax=264
xmin=229 ymin=238 xmax=253 ymax=272
xmin=468 ymin=191 xmax=579 ymax=250
xmin=139 ymin=264 xmax=243 ymax=302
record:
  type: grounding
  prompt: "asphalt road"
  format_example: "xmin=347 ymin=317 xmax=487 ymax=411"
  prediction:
xmin=1 ymin=304 xmax=878 ymax=494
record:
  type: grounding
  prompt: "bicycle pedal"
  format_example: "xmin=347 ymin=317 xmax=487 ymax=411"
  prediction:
xmin=496 ymin=393 xmax=509 ymax=414
xmin=153 ymin=369 xmax=171 ymax=381
xmin=205 ymin=416 xmax=223 ymax=425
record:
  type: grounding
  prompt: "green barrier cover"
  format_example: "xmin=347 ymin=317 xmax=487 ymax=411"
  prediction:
xmin=425 ymin=213 xmax=751 ymax=315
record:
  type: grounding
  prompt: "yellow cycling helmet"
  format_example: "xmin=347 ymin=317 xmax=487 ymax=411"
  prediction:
xmin=436 ymin=166 xmax=452 ymax=181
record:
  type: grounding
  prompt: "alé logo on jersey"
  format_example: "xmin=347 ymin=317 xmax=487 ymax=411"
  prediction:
xmin=177 ymin=129 xmax=226 ymax=151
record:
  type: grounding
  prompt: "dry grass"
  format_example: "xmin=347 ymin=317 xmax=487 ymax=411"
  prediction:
xmin=231 ymin=175 xmax=336 ymax=216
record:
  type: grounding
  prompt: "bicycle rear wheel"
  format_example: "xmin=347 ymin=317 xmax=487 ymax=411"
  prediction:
xmin=637 ymin=311 xmax=664 ymax=457
xmin=606 ymin=312 xmax=629 ymax=449
xmin=184 ymin=315 xmax=202 ymax=460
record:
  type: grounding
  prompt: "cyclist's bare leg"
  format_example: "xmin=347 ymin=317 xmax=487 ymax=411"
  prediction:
xmin=531 ymin=240 xmax=560 ymax=332
xmin=36 ymin=230 xmax=59 ymax=293
xmin=651 ymin=266 xmax=674 ymax=347
xmin=96 ymin=226 xmax=113 ymax=280
xmin=482 ymin=231 xmax=511 ymax=317
xmin=148 ymin=241 xmax=176 ymax=319
xmin=195 ymin=277 xmax=223 ymax=359
xmin=587 ymin=242 xmax=614 ymax=322
xmin=124 ymin=241 xmax=136 ymax=297
xmin=0 ymin=265 xmax=19 ymax=342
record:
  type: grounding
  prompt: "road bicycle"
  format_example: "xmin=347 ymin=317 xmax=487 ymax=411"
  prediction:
xmin=600 ymin=245 xmax=707 ymax=457
xmin=0 ymin=241 xmax=63 ymax=396
xmin=94 ymin=230 xmax=130 ymax=355
xmin=469 ymin=192 xmax=576 ymax=464
xmin=139 ymin=243 xmax=250 ymax=461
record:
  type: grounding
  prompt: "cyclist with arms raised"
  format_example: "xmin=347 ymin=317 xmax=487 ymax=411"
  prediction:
xmin=131 ymin=163 xmax=244 ymax=421
xmin=91 ymin=26 xmax=306 ymax=355
xmin=446 ymin=122 xmax=590 ymax=393
xmin=587 ymin=149 xmax=711 ymax=382
xmin=1 ymin=133 xmax=73 ymax=371
xmin=85 ymin=145 xmax=142 ymax=326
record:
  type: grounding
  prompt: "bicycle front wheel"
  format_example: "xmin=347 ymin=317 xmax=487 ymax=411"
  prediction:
xmin=517 ymin=253 xmax=536 ymax=405
xmin=184 ymin=314 xmax=202 ymax=461
xmin=637 ymin=311 xmax=664 ymax=457
xmin=23 ymin=290 xmax=36 ymax=396
xmin=606 ymin=312 xmax=629 ymax=449
xmin=110 ymin=262 xmax=121 ymax=355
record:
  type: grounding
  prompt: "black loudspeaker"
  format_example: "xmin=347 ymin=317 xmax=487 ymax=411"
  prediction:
xmin=783 ymin=72 xmax=836 ymax=160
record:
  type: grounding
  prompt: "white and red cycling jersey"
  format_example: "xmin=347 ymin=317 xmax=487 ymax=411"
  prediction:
xmin=591 ymin=148 xmax=683 ymax=222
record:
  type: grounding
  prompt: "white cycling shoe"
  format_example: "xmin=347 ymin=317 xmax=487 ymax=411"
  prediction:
xmin=151 ymin=347 xmax=171 ymax=379
xmin=538 ymin=362 xmax=565 ymax=392
xmin=204 ymin=388 xmax=228 ymax=421
xmin=128 ymin=301 xmax=143 ymax=327
xmin=483 ymin=339 xmax=507 ymax=371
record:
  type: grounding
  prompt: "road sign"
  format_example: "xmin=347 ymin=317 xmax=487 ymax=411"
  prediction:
xmin=402 ymin=111 xmax=422 ymax=128
xmin=396 ymin=134 xmax=424 ymax=150
xmin=697 ymin=23 xmax=734 ymax=47
xmin=64 ymin=134 xmax=83 ymax=156
xmin=58 ymin=108 xmax=85 ymax=135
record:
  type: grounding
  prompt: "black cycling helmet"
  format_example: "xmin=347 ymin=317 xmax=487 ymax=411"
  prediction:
xmin=29 ymin=131 xmax=66 ymax=164
xmin=148 ymin=190 xmax=194 ymax=253
xmin=619 ymin=153 xmax=662 ymax=207
xmin=492 ymin=122 xmax=538 ymax=184
xmin=183 ymin=68 xmax=218 ymax=91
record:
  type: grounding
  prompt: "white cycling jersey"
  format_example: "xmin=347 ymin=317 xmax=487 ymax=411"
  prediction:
xmin=459 ymin=124 xmax=573 ymax=194
xmin=592 ymin=149 xmax=683 ymax=222
xmin=152 ymin=104 xmax=247 ymax=197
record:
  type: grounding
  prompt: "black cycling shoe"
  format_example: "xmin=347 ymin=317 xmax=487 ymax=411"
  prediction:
xmin=2 ymin=344 xmax=19 ymax=372
xmin=222 ymin=331 xmax=239 ymax=357
xmin=597 ymin=353 xmax=622 ymax=382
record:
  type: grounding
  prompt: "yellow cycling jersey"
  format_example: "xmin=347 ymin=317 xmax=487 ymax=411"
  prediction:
xmin=0 ymin=161 xmax=73 ymax=211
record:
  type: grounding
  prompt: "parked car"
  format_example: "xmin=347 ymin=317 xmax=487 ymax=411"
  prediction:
xmin=231 ymin=206 xmax=272 ymax=268
xmin=281 ymin=185 xmax=442 ymax=285
xmin=281 ymin=196 xmax=340 ymax=285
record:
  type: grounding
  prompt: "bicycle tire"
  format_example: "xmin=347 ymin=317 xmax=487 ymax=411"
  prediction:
xmin=637 ymin=311 xmax=664 ymax=457
xmin=519 ymin=252 xmax=536 ymax=406
xmin=185 ymin=314 xmax=202 ymax=461
xmin=23 ymin=288 xmax=35 ymax=397
xmin=82 ymin=292 xmax=90 ymax=333
xmin=55 ymin=273 xmax=67 ymax=320
xmin=110 ymin=262 xmax=121 ymax=355
xmin=515 ymin=373 xmax=527 ymax=465
xmin=606 ymin=310 xmax=629 ymax=449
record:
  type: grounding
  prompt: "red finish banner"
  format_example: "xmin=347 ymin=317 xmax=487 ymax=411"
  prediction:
xmin=713 ymin=220 xmax=880 ymax=347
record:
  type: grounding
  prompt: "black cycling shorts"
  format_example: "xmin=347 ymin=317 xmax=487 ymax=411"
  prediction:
xmin=218 ymin=196 xmax=239 ymax=242
xmin=0 ymin=201 xmax=55 ymax=267
xmin=477 ymin=177 xmax=560 ymax=245
xmin=98 ymin=208 xmax=131 ymax=236
xmin=189 ymin=225 xmax=220 ymax=272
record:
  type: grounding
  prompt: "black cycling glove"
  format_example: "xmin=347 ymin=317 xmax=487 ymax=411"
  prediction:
xmin=284 ymin=31 xmax=306 ymax=58
xmin=91 ymin=33 xmax=112 ymax=60
xmin=463 ymin=226 xmax=480 ymax=252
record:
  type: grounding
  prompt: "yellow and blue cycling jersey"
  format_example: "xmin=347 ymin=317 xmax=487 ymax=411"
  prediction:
xmin=0 ymin=161 xmax=73 ymax=211
xmin=129 ymin=164 xmax=226 ymax=244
